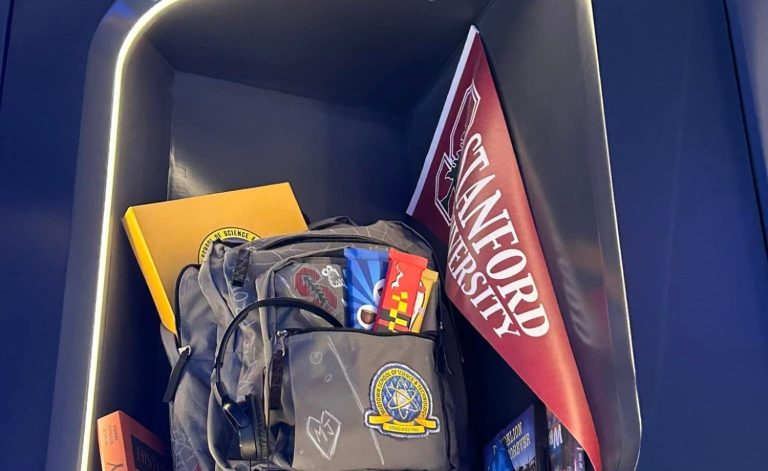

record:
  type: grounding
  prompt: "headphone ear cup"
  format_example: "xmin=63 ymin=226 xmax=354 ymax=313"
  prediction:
xmin=235 ymin=398 xmax=258 ymax=461
xmin=248 ymin=394 xmax=270 ymax=459
xmin=236 ymin=395 xmax=269 ymax=462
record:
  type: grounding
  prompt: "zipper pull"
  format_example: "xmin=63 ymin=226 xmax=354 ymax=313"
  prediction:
xmin=435 ymin=320 xmax=449 ymax=375
xmin=274 ymin=329 xmax=288 ymax=353
xmin=231 ymin=248 xmax=251 ymax=287
xmin=269 ymin=331 xmax=288 ymax=410
xmin=163 ymin=345 xmax=192 ymax=403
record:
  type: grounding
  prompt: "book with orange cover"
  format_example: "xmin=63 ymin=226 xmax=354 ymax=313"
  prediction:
xmin=97 ymin=411 xmax=170 ymax=471
xmin=122 ymin=183 xmax=308 ymax=334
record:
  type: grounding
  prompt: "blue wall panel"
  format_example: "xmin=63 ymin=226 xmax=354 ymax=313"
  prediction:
xmin=0 ymin=0 xmax=113 ymax=468
xmin=0 ymin=0 xmax=12 ymax=93
xmin=593 ymin=0 xmax=768 ymax=469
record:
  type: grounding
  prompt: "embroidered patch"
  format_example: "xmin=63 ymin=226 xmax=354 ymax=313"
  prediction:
xmin=364 ymin=363 xmax=440 ymax=439
xmin=294 ymin=267 xmax=338 ymax=311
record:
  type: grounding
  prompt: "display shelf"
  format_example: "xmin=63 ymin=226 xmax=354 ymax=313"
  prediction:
xmin=46 ymin=1 xmax=640 ymax=469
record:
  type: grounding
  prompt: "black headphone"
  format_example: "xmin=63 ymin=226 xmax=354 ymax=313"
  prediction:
xmin=213 ymin=297 xmax=341 ymax=462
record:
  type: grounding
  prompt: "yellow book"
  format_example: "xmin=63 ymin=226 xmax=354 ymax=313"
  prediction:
xmin=122 ymin=183 xmax=308 ymax=334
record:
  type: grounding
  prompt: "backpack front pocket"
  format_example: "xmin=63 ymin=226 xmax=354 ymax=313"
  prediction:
xmin=270 ymin=255 xmax=348 ymax=328
xmin=271 ymin=330 xmax=450 ymax=471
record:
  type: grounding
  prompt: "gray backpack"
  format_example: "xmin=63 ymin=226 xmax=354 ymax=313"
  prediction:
xmin=162 ymin=219 xmax=468 ymax=471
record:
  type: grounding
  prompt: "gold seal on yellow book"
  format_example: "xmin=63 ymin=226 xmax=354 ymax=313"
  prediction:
xmin=122 ymin=183 xmax=307 ymax=334
xmin=198 ymin=227 xmax=260 ymax=263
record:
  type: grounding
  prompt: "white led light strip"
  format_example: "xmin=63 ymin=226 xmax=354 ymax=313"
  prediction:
xmin=79 ymin=0 xmax=187 ymax=469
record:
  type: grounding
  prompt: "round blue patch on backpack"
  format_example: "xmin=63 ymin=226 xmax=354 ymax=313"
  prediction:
xmin=364 ymin=363 xmax=440 ymax=439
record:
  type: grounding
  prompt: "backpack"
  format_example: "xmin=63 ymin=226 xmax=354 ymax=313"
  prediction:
xmin=162 ymin=219 xmax=468 ymax=471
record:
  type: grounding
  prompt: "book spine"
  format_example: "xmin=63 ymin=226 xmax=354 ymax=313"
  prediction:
xmin=534 ymin=404 xmax=550 ymax=471
xmin=122 ymin=207 xmax=177 ymax=334
xmin=97 ymin=414 xmax=128 ymax=471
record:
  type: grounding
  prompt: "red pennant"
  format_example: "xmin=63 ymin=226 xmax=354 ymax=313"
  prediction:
xmin=408 ymin=26 xmax=602 ymax=471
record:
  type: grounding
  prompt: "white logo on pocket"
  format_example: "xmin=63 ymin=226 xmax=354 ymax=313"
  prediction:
xmin=307 ymin=410 xmax=342 ymax=460
xmin=322 ymin=265 xmax=345 ymax=288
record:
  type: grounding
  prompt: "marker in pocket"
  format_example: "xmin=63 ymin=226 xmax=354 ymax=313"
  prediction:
xmin=375 ymin=249 xmax=428 ymax=333
xmin=411 ymin=269 xmax=438 ymax=333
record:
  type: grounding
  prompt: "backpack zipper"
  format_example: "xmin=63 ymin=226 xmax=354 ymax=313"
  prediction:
xmin=233 ymin=234 xmax=403 ymax=288
xmin=274 ymin=326 xmax=437 ymax=341
xmin=268 ymin=330 xmax=289 ymax=410
xmin=257 ymin=233 xmax=407 ymax=252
